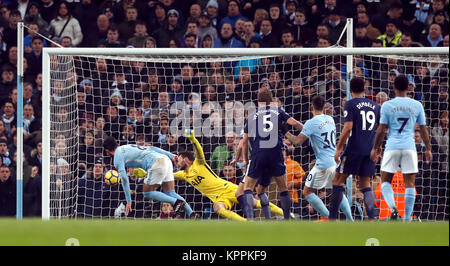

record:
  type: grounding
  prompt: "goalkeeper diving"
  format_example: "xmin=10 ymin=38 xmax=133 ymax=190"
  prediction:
xmin=135 ymin=129 xmax=287 ymax=221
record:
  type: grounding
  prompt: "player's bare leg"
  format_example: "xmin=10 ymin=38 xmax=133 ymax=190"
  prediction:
xmin=357 ymin=176 xmax=376 ymax=220
xmin=402 ymin=173 xmax=417 ymax=221
xmin=213 ymin=202 xmax=246 ymax=221
xmin=380 ymin=171 xmax=399 ymax=220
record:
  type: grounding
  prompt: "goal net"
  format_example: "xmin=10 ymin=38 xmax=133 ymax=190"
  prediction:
xmin=42 ymin=48 xmax=449 ymax=221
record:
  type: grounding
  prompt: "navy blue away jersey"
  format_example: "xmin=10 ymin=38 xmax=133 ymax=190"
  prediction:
xmin=244 ymin=106 xmax=291 ymax=156
xmin=342 ymin=97 xmax=380 ymax=156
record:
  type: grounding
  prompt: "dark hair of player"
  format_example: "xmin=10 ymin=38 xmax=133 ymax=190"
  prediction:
xmin=257 ymin=88 xmax=273 ymax=105
xmin=350 ymin=77 xmax=365 ymax=93
xmin=394 ymin=74 xmax=409 ymax=91
xmin=103 ymin=136 xmax=118 ymax=152
xmin=311 ymin=95 xmax=325 ymax=111
xmin=179 ymin=150 xmax=195 ymax=162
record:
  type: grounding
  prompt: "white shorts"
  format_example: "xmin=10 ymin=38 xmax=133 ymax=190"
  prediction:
xmin=305 ymin=165 xmax=335 ymax=190
xmin=143 ymin=156 xmax=174 ymax=185
xmin=380 ymin=149 xmax=418 ymax=174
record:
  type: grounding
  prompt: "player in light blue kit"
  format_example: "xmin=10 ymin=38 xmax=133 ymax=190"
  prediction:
xmin=286 ymin=95 xmax=353 ymax=221
xmin=103 ymin=136 xmax=195 ymax=218
xmin=370 ymin=75 xmax=432 ymax=221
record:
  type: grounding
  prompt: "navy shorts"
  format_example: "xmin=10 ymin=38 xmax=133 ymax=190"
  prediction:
xmin=336 ymin=153 xmax=376 ymax=177
xmin=246 ymin=151 xmax=286 ymax=187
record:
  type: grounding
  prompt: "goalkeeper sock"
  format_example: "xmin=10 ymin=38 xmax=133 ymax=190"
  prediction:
xmin=305 ymin=193 xmax=329 ymax=218
xmin=381 ymin=182 xmax=396 ymax=211
xmin=243 ymin=189 xmax=255 ymax=219
xmin=279 ymin=190 xmax=292 ymax=219
xmin=361 ymin=187 xmax=376 ymax=220
xmin=339 ymin=194 xmax=354 ymax=221
xmin=217 ymin=208 xmax=246 ymax=221
xmin=404 ymin=188 xmax=416 ymax=221
xmin=143 ymin=191 xmax=177 ymax=205
xmin=164 ymin=190 xmax=193 ymax=216
xmin=329 ymin=185 xmax=344 ymax=220
xmin=257 ymin=193 xmax=271 ymax=219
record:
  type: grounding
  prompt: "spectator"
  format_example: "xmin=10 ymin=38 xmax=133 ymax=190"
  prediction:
xmin=188 ymin=3 xmax=202 ymax=22
xmin=213 ymin=22 xmax=244 ymax=48
xmin=210 ymin=130 xmax=237 ymax=174
xmin=396 ymin=32 xmax=423 ymax=47
xmin=118 ymin=6 xmax=139 ymax=43
xmin=289 ymin=7 xmax=314 ymax=45
xmin=219 ymin=160 xmax=242 ymax=184
xmin=323 ymin=7 xmax=346 ymax=45
xmin=24 ymin=165 xmax=41 ymax=217
xmin=280 ymin=29 xmax=294 ymax=48
xmin=72 ymin=0 xmax=101 ymax=47
xmin=201 ymin=34 xmax=214 ymax=48
xmin=219 ymin=0 xmax=247 ymax=29
xmin=421 ymin=23 xmax=444 ymax=47
xmin=83 ymin=14 xmax=110 ymax=47
xmin=24 ymin=36 xmax=43 ymax=75
xmin=259 ymin=19 xmax=279 ymax=48
xmin=282 ymin=0 xmax=298 ymax=25
xmin=60 ymin=36 xmax=72 ymax=47
xmin=253 ymin=8 xmax=269 ymax=33
xmin=147 ymin=2 xmax=166 ymax=33
xmin=268 ymin=3 xmax=288 ymax=40
xmin=2 ymin=9 xmax=21 ymax=50
xmin=23 ymin=22 xmax=47 ymax=54
xmin=39 ymin=0 xmax=57 ymax=24
xmin=127 ymin=21 xmax=150 ymax=48
xmin=23 ymin=103 xmax=39 ymax=136
xmin=354 ymin=22 xmax=372 ymax=47
xmin=431 ymin=10 xmax=449 ymax=37
xmin=159 ymin=202 xmax=174 ymax=219
xmin=0 ymin=164 xmax=15 ymax=216
xmin=241 ymin=20 xmax=259 ymax=47
xmin=0 ymin=65 xmax=15 ymax=105
xmin=205 ymin=0 xmax=220 ymax=28
xmin=305 ymin=23 xmax=329 ymax=47
xmin=371 ymin=2 xmax=403 ymax=34
xmin=144 ymin=36 xmax=157 ymax=48
xmin=180 ymin=20 xmax=202 ymax=48
xmin=431 ymin=111 xmax=449 ymax=171
xmin=375 ymin=91 xmax=388 ymax=107
xmin=399 ymin=11 xmax=425 ymax=43
xmin=48 ymin=1 xmax=83 ymax=47
xmin=377 ymin=19 xmax=402 ymax=47
xmin=1 ymin=101 xmax=16 ymax=140
xmin=0 ymin=138 xmax=12 ymax=167
xmin=356 ymin=11 xmax=380 ymax=41
xmin=152 ymin=9 xmax=184 ymax=48
xmin=23 ymin=1 xmax=49 ymax=36
xmin=198 ymin=11 xmax=218 ymax=40
xmin=425 ymin=0 xmax=446 ymax=26
xmin=98 ymin=26 xmax=125 ymax=47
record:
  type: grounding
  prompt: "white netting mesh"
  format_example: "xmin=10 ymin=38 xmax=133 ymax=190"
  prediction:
xmin=47 ymin=51 xmax=448 ymax=220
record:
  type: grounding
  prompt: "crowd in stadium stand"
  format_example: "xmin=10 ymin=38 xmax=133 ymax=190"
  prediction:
xmin=0 ymin=0 xmax=448 ymax=220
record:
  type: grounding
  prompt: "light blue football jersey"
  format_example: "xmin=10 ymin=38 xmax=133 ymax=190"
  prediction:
xmin=380 ymin=97 xmax=426 ymax=151
xmin=113 ymin=144 xmax=175 ymax=203
xmin=301 ymin=114 xmax=337 ymax=169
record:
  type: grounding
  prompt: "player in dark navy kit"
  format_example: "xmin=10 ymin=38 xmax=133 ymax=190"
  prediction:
xmin=240 ymin=88 xmax=303 ymax=219
xmin=329 ymin=77 xmax=380 ymax=220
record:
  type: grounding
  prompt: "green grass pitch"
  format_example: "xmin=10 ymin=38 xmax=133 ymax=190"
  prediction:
xmin=0 ymin=219 xmax=448 ymax=246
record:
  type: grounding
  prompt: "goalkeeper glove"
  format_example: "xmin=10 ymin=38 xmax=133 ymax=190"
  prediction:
xmin=185 ymin=129 xmax=195 ymax=141
xmin=133 ymin=168 xmax=147 ymax=178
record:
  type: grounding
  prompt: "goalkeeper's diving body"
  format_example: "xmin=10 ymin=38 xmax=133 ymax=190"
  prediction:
xmin=136 ymin=129 xmax=287 ymax=221
xmin=103 ymin=136 xmax=195 ymax=218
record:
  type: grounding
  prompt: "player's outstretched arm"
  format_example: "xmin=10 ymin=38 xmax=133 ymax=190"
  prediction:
xmin=419 ymin=125 xmax=433 ymax=162
xmin=185 ymin=129 xmax=206 ymax=164
xmin=287 ymin=117 xmax=304 ymax=132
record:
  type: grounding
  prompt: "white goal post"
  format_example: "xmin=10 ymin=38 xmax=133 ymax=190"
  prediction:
xmin=42 ymin=47 xmax=448 ymax=220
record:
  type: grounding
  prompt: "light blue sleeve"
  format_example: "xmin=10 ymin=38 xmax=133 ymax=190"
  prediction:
xmin=379 ymin=102 xmax=389 ymax=125
xmin=114 ymin=151 xmax=132 ymax=203
xmin=148 ymin=146 xmax=174 ymax=159
xmin=300 ymin=120 xmax=312 ymax=138
xmin=416 ymin=102 xmax=426 ymax=126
